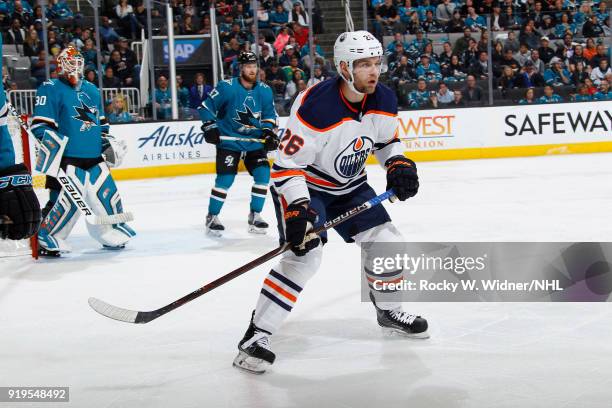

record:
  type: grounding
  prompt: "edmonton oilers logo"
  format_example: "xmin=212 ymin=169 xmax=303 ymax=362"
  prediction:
xmin=334 ymin=136 xmax=373 ymax=178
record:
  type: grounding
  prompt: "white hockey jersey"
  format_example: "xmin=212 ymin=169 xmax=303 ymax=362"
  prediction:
xmin=271 ymin=77 xmax=405 ymax=204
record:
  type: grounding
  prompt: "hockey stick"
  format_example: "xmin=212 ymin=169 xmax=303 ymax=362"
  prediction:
xmin=220 ymin=136 xmax=265 ymax=143
xmin=88 ymin=189 xmax=397 ymax=324
xmin=7 ymin=103 xmax=133 ymax=226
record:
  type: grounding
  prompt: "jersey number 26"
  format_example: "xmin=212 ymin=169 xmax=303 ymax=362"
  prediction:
xmin=279 ymin=129 xmax=304 ymax=155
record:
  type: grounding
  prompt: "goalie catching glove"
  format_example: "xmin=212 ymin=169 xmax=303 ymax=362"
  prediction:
xmin=101 ymin=134 xmax=128 ymax=168
xmin=0 ymin=163 xmax=42 ymax=240
xmin=385 ymin=156 xmax=419 ymax=201
xmin=283 ymin=203 xmax=320 ymax=256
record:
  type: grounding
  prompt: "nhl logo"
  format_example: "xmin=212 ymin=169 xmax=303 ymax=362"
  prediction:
xmin=334 ymin=136 xmax=373 ymax=179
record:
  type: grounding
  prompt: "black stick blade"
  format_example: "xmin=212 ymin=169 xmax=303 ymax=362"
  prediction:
xmin=88 ymin=297 xmax=140 ymax=323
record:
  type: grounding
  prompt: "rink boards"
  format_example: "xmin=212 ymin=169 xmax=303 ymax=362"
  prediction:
xmin=108 ymin=101 xmax=612 ymax=180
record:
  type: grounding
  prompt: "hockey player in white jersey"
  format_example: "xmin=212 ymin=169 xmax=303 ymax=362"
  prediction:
xmin=233 ymin=31 xmax=429 ymax=374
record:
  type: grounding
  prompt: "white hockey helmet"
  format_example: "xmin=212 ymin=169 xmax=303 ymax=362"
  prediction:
xmin=333 ymin=31 xmax=386 ymax=95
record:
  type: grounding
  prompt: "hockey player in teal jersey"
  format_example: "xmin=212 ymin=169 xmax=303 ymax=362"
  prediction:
xmin=198 ymin=51 xmax=279 ymax=236
xmin=31 ymin=46 xmax=134 ymax=257
xmin=0 ymin=34 xmax=41 ymax=241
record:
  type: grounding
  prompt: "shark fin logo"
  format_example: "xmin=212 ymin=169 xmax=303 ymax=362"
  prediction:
xmin=72 ymin=101 xmax=97 ymax=131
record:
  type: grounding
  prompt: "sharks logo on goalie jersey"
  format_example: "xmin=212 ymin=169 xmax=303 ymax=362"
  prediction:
xmin=72 ymin=100 xmax=98 ymax=132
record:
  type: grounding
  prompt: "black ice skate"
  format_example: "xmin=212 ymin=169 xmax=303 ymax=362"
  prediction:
xmin=205 ymin=214 xmax=224 ymax=237
xmin=370 ymin=292 xmax=429 ymax=338
xmin=38 ymin=247 xmax=61 ymax=258
xmin=233 ymin=311 xmax=275 ymax=374
xmin=247 ymin=211 xmax=268 ymax=234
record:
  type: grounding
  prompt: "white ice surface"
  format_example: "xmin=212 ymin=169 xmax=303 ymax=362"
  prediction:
xmin=1 ymin=153 xmax=612 ymax=408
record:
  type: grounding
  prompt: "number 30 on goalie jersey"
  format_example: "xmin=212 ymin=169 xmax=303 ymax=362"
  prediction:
xmin=272 ymin=78 xmax=405 ymax=204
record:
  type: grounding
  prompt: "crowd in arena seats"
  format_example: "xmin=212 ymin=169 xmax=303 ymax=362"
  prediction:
xmin=371 ymin=0 xmax=611 ymax=108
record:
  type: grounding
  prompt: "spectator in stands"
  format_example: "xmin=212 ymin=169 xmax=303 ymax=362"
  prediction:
xmin=449 ymin=90 xmax=465 ymax=106
xmin=278 ymin=44 xmax=296 ymax=67
xmin=99 ymin=15 xmax=120 ymax=45
xmin=391 ymin=55 xmax=413 ymax=105
xmin=4 ymin=18 xmax=25 ymax=44
xmin=518 ymin=87 xmax=536 ymax=104
xmin=515 ymin=43 xmax=531 ymax=67
xmin=583 ymin=14 xmax=604 ymax=37
xmin=102 ymin=65 xmax=121 ymax=88
xmin=11 ymin=1 xmax=32 ymax=28
xmin=291 ymin=22 xmax=309 ymax=48
xmin=284 ymin=69 xmax=303 ymax=110
xmin=554 ymin=13 xmax=576 ymax=38
xmin=539 ymin=15 xmax=555 ymax=38
xmin=422 ymin=42 xmax=438 ymax=62
xmin=571 ymin=61 xmax=590 ymax=86
xmin=84 ymin=69 xmax=97 ymax=84
xmin=386 ymin=32 xmax=407 ymax=54
xmin=446 ymin=10 xmax=465 ymax=33
xmin=519 ymin=24 xmax=540 ymax=50
xmin=409 ymin=30 xmax=430 ymax=55
xmin=470 ymin=51 xmax=490 ymax=80
xmin=108 ymin=49 xmax=134 ymax=87
xmin=403 ymin=11 xmax=421 ymax=34
xmin=282 ymin=55 xmax=306 ymax=82
xmin=572 ymin=84 xmax=593 ymax=102
xmin=501 ymin=8 xmax=521 ymax=31
xmin=436 ymin=82 xmax=453 ymax=104
xmin=595 ymin=2 xmax=609 ymax=26
xmin=188 ymin=72 xmax=212 ymax=109
xmin=408 ymin=78 xmax=430 ymax=108
xmin=461 ymin=75 xmax=485 ymax=105
xmin=477 ymin=31 xmax=489 ymax=53
xmin=435 ymin=0 xmax=455 ymax=24
xmin=374 ymin=0 xmax=402 ymax=39
xmin=416 ymin=54 xmax=441 ymax=82
xmin=538 ymin=84 xmax=563 ymax=103
xmin=491 ymin=5 xmax=504 ymax=31
xmin=269 ymin=4 xmax=289 ymax=34
xmin=503 ymin=30 xmax=520 ymax=53
xmin=48 ymin=0 xmax=74 ymax=21
xmin=307 ymin=64 xmax=328 ymax=87
xmin=266 ymin=61 xmax=287 ymax=98
xmin=544 ymin=57 xmax=571 ymax=86
xmin=273 ymin=26 xmax=290 ymax=54
xmin=259 ymin=45 xmax=274 ymax=69
xmin=520 ymin=60 xmax=546 ymax=87
xmin=223 ymin=38 xmax=241 ymax=66
xmin=584 ymin=77 xmax=598 ymax=95
xmin=499 ymin=65 xmax=523 ymax=93
xmin=31 ymin=49 xmax=54 ymax=86
xmin=583 ymin=38 xmax=597 ymax=61
xmin=438 ymin=42 xmax=454 ymax=66
xmin=388 ymin=42 xmax=408 ymax=69
xmin=421 ymin=10 xmax=443 ymax=33
xmin=568 ymin=44 xmax=587 ymax=71
xmin=289 ymin=1 xmax=309 ymax=26
xmin=115 ymin=0 xmax=138 ymax=39
xmin=453 ymin=27 xmax=474 ymax=55
xmin=180 ymin=15 xmax=196 ymax=35
xmin=537 ymin=36 xmax=555 ymax=64
xmin=399 ymin=0 xmax=417 ymax=26
xmin=443 ymin=54 xmax=468 ymax=81
xmin=590 ymin=44 xmax=608 ymax=69
xmin=465 ymin=7 xmax=486 ymax=31
xmin=417 ymin=0 xmax=435 ymax=22
xmin=182 ymin=0 xmax=196 ymax=18
xmin=22 ymin=27 xmax=40 ymax=57
xmin=591 ymin=59 xmax=611 ymax=85
xmin=498 ymin=48 xmax=520 ymax=72
xmin=492 ymin=41 xmax=504 ymax=64
xmin=82 ymin=38 xmax=97 ymax=71
xmin=152 ymin=75 xmax=172 ymax=119
xmin=462 ymin=39 xmax=480 ymax=69
xmin=255 ymin=2 xmax=270 ymax=30
xmin=594 ymin=80 xmax=611 ymax=100
xmin=108 ymin=94 xmax=133 ymax=123
xmin=174 ymin=74 xmax=189 ymax=111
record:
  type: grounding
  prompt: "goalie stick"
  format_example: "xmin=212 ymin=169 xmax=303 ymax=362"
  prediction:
xmin=88 ymin=189 xmax=397 ymax=324
xmin=7 ymin=103 xmax=134 ymax=226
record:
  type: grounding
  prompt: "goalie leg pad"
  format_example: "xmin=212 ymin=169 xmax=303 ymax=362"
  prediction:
xmin=37 ymin=167 xmax=87 ymax=251
xmin=84 ymin=162 xmax=136 ymax=247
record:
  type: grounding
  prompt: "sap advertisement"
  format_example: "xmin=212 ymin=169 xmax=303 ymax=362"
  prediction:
xmin=153 ymin=35 xmax=212 ymax=66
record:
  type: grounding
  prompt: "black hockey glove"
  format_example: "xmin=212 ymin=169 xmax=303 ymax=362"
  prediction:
xmin=201 ymin=121 xmax=221 ymax=145
xmin=0 ymin=164 xmax=42 ymax=240
xmin=284 ymin=203 xmax=320 ymax=256
xmin=262 ymin=128 xmax=279 ymax=152
xmin=385 ymin=156 xmax=419 ymax=201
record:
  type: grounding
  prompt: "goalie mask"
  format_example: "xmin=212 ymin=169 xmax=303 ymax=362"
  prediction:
xmin=57 ymin=46 xmax=85 ymax=87
xmin=333 ymin=31 xmax=387 ymax=96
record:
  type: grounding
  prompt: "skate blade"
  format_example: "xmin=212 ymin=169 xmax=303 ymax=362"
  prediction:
xmin=102 ymin=245 xmax=125 ymax=251
xmin=232 ymin=351 xmax=271 ymax=374
xmin=206 ymin=228 xmax=223 ymax=238
xmin=381 ymin=327 xmax=430 ymax=339
xmin=248 ymin=225 xmax=268 ymax=235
